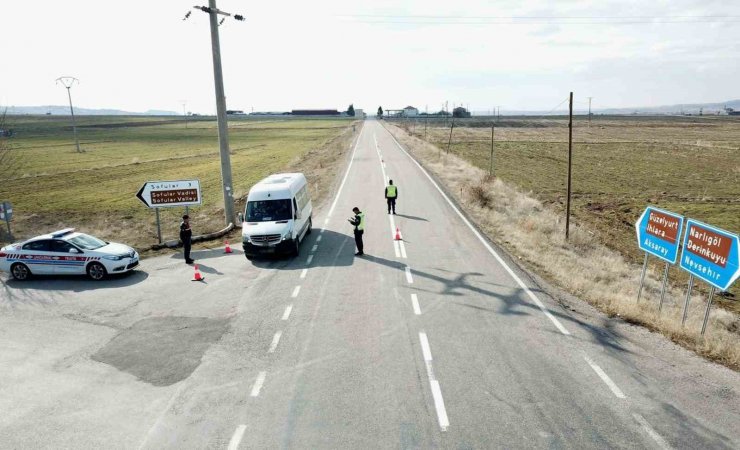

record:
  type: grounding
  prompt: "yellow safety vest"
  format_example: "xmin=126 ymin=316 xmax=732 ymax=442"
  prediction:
xmin=357 ymin=212 xmax=365 ymax=231
xmin=386 ymin=185 xmax=397 ymax=197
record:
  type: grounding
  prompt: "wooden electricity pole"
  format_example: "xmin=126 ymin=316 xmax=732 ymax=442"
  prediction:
xmin=489 ymin=123 xmax=495 ymax=176
xmin=565 ymin=92 xmax=574 ymax=240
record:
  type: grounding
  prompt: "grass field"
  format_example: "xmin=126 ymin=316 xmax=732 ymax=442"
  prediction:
xmin=0 ymin=115 xmax=356 ymax=251
xmin=393 ymin=115 xmax=740 ymax=311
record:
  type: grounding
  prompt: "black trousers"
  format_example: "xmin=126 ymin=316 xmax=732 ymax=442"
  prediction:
xmin=183 ymin=239 xmax=192 ymax=261
xmin=386 ymin=197 xmax=397 ymax=213
xmin=354 ymin=230 xmax=364 ymax=253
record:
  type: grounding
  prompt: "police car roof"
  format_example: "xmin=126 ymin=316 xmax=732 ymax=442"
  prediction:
xmin=248 ymin=173 xmax=306 ymax=199
xmin=25 ymin=228 xmax=80 ymax=242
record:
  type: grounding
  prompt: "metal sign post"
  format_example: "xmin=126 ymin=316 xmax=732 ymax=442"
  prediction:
xmin=681 ymin=275 xmax=694 ymax=327
xmin=0 ymin=201 xmax=13 ymax=241
xmin=658 ymin=262 xmax=670 ymax=312
xmin=155 ymin=208 xmax=162 ymax=244
xmin=701 ymin=287 xmax=716 ymax=336
xmin=636 ymin=253 xmax=649 ymax=302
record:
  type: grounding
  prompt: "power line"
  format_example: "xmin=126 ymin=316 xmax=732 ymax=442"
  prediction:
xmin=338 ymin=14 xmax=740 ymax=25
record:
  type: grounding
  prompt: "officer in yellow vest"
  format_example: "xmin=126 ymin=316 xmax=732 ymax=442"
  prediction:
xmin=348 ymin=206 xmax=365 ymax=256
xmin=385 ymin=180 xmax=398 ymax=215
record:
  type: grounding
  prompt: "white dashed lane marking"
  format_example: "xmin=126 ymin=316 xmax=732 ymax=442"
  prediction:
xmin=250 ymin=371 xmax=266 ymax=397
xmin=311 ymin=244 xmax=318 ymax=252
xmin=405 ymin=266 xmax=414 ymax=284
xmin=584 ymin=356 xmax=626 ymax=399
xmin=291 ymin=286 xmax=301 ymax=298
xmin=306 ymin=255 xmax=314 ymax=265
xmin=633 ymin=413 xmax=673 ymax=450
xmin=411 ymin=294 xmax=421 ymax=315
xmin=282 ymin=304 xmax=293 ymax=320
xmin=300 ymin=268 xmax=308 ymax=279
xmin=227 ymin=425 xmax=246 ymax=450
xmin=267 ymin=331 xmax=282 ymax=353
xmin=419 ymin=332 xmax=449 ymax=431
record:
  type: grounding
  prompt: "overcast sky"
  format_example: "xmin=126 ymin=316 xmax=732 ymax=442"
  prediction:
xmin=2 ymin=0 xmax=739 ymax=114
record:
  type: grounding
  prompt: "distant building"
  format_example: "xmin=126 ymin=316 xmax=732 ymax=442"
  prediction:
xmin=402 ymin=106 xmax=419 ymax=117
xmin=226 ymin=110 xmax=246 ymax=115
xmin=291 ymin=109 xmax=340 ymax=116
xmin=354 ymin=109 xmax=364 ymax=118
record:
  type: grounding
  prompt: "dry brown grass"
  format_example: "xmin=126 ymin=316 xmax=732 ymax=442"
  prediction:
xmin=384 ymin=121 xmax=740 ymax=371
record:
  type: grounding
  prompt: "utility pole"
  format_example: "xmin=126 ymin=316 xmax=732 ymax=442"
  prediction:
xmin=189 ymin=2 xmax=245 ymax=226
xmin=489 ymin=122 xmax=495 ymax=176
xmin=56 ymin=76 xmax=81 ymax=153
xmin=425 ymin=105 xmax=428 ymax=139
xmin=565 ymin=92 xmax=574 ymax=240
xmin=587 ymin=97 xmax=593 ymax=128
xmin=180 ymin=100 xmax=188 ymax=129
xmin=447 ymin=115 xmax=455 ymax=154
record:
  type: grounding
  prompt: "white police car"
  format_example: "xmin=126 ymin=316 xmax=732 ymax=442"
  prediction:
xmin=0 ymin=228 xmax=139 ymax=281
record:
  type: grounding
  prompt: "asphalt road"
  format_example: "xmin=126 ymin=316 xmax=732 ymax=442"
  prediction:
xmin=1 ymin=119 xmax=739 ymax=449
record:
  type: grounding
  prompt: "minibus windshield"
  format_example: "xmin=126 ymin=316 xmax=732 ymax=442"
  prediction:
xmin=246 ymin=199 xmax=292 ymax=222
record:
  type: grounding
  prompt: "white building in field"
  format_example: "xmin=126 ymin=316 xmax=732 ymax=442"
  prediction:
xmin=402 ymin=106 xmax=419 ymax=117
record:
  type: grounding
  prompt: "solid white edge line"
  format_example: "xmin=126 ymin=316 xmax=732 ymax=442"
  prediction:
xmin=227 ymin=424 xmax=247 ymax=450
xmin=399 ymin=240 xmax=407 ymax=258
xmin=383 ymin=127 xmax=571 ymax=336
xmin=300 ymin=268 xmax=308 ymax=279
xmin=405 ymin=266 xmax=414 ymax=284
xmin=584 ymin=356 xmax=626 ymax=399
xmin=282 ymin=304 xmax=293 ymax=320
xmin=633 ymin=413 xmax=672 ymax=450
xmin=250 ymin=371 xmax=266 ymax=397
xmin=419 ymin=331 xmax=433 ymax=361
xmin=411 ymin=294 xmax=421 ymax=315
xmin=327 ymin=123 xmax=365 ymax=218
xmin=291 ymin=286 xmax=301 ymax=298
xmin=268 ymin=331 xmax=282 ymax=353
xmin=393 ymin=241 xmax=401 ymax=258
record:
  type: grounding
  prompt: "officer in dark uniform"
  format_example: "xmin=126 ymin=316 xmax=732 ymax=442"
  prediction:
xmin=385 ymin=180 xmax=398 ymax=214
xmin=180 ymin=214 xmax=194 ymax=264
xmin=348 ymin=206 xmax=365 ymax=256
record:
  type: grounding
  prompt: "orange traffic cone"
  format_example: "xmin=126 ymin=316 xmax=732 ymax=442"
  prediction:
xmin=224 ymin=240 xmax=233 ymax=254
xmin=394 ymin=227 xmax=402 ymax=241
xmin=192 ymin=264 xmax=204 ymax=282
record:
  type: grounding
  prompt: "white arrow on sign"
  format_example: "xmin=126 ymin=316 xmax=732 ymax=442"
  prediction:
xmin=136 ymin=180 xmax=202 ymax=208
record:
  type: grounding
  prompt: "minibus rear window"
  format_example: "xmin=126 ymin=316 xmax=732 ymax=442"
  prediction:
xmin=246 ymin=199 xmax=292 ymax=222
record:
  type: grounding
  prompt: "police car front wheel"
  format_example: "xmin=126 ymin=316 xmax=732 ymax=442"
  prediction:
xmin=10 ymin=263 xmax=31 ymax=281
xmin=87 ymin=262 xmax=107 ymax=281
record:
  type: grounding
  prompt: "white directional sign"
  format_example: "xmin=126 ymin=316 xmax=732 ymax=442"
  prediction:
xmin=136 ymin=180 xmax=202 ymax=208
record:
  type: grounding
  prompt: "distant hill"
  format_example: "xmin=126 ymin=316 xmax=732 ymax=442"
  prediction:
xmin=482 ymin=99 xmax=740 ymax=116
xmin=596 ymin=99 xmax=740 ymax=115
xmin=4 ymin=105 xmax=178 ymax=116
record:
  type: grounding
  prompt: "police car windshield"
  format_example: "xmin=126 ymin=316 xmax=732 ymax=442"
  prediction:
xmin=67 ymin=233 xmax=107 ymax=250
xmin=246 ymin=199 xmax=292 ymax=222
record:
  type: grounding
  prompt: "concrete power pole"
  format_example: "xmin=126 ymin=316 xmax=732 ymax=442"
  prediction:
xmin=587 ymin=97 xmax=593 ymax=127
xmin=190 ymin=1 xmax=245 ymax=226
xmin=56 ymin=76 xmax=81 ymax=153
